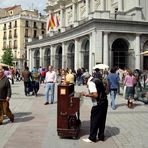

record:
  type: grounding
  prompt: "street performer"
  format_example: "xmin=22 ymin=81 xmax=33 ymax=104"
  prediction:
xmin=81 ymin=73 xmax=109 ymax=143
xmin=0 ymin=65 xmax=14 ymax=125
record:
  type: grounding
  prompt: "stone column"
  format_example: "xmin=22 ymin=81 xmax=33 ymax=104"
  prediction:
xmin=27 ymin=47 xmax=30 ymax=69
xmin=60 ymin=5 xmax=65 ymax=28
xmin=90 ymin=30 xmax=103 ymax=72
xmin=135 ymin=34 xmax=141 ymax=69
xmin=74 ymin=38 xmax=80 ymax=70
xmin=136 ymin=0 xmax=140 ymax=7
xmin=40 ymin=47 xmax=43 ymax=67
xmin=100 ymin=0 xmax=105 ymax=11
xmin=72 ymin=1 xmax=77 ymax=22
xmin=103 ymin=32 xmax=109 ymax=65
xmin=118 ymin=0 xmax=123 ymax=12
xmin=30 ymin=49 xmax=34 ymax=70
xmin=86 ymin=0 xmax=89 ymax=16
xmin=50 ymin=45 xmax=54 ymax=67
xmin=62 ymin=42 xmax=67 ymax=69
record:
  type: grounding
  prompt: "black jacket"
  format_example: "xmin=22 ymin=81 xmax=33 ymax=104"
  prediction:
xmin=0 ymin=75 xmax=11 ymax=100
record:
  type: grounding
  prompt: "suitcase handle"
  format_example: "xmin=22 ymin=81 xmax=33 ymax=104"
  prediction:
xmin=60 ymin=112 xmax=67 ymax=116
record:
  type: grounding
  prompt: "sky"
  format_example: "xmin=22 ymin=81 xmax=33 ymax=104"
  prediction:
xmin=0 ymin=0 xmax=47 ymax=14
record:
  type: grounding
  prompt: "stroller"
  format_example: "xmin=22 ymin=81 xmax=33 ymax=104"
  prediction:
xmin=133 ymin=69 xmax=148 ymax=104
xmin=26 ymin=80 xmax=39 ymax=96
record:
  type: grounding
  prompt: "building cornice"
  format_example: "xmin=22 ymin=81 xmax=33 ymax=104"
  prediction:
xmin=27 ymin=18 xmax=148 ymax=48
xmin=0 ymin=14 xmax=46 ymax=24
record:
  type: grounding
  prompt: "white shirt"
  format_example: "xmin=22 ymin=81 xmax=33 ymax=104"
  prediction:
xmin=87 ymin=77 xmax=97 ymax=93
xmin=45 ymin=71 xmax=57 ymax=83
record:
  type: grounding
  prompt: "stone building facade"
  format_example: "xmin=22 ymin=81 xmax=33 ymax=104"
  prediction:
xmin=27 ymin=0 xmax=148 ymax=73
xmin=0 ymin=5 xmax=46 ymax=70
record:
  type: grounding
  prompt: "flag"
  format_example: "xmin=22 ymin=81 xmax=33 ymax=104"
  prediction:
xmin=47 ymin=19 xmax=51 ymax=31
xmin=47 ymin=14 xmax=55 ymax=31
xmin=50 ymin=14 xmax=55 ymax=29
xmin=56 ymin=16 xmax=59 ymax=27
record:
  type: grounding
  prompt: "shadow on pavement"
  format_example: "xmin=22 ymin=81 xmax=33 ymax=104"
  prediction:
xmin=3 ymin=112 xmax=34 ymax=124
xmin=79 ymin=120 xmax=120 ymax=140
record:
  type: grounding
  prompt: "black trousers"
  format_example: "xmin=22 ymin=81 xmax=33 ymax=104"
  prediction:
xmin=89 ymin=99 xmax=108 ymax=141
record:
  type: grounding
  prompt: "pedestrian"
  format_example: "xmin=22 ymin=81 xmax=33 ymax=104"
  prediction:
xmin=22 ymin=66 xmax=32 ymax=96
xmin=0 ymin=65 xmax=14 ymax=125
xmin=124 ymin=69 xmax=136 ymax=108
xmin=81 ymin=73 xmax=109 ymax=143
xmin=44 ymin=65 xmax=57 ymax=105
xmin=107 ymin=67 xmax=120 ymax=110
xmin=32 ymin=68 xmax=40 ymax=96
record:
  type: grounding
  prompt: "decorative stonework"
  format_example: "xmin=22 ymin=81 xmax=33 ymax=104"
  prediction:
xmin=94 ymin=0 xmax=101 ymax=10
xmin=67 ymin=8 xmax=73 ymax=24
xmin=80 ymin=4 xmax=86 ymax=18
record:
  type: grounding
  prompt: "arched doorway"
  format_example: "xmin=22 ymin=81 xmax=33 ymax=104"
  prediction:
xmin=143 ymin=41 xmax=148 ymax=70
xmin=81 ymin=39 xmax=89 ymax=70
xmin=67 ymin=43 xmax=75 ymax=70
xmin=55 ymin=45 xmax=62 ymax=69
xmin=112 ymin=38 xmax=129 ymax=69
xmin=34 ymin=49 xmax=40 ymax=68
xmin=44 ymin=48 xmax=51 ymax=68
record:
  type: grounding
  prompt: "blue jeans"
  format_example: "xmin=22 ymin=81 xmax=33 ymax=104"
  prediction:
xmin=110 ymin=89 xmax=117 ymax=109
xmin=45 ymin=83 xmax=55 ymax=103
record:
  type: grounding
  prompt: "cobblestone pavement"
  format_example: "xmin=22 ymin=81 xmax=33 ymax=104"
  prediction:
xmin=0 ymin=82 xmax=148 ymax=148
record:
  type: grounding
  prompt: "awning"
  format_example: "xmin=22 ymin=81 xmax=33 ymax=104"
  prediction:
xmin=139 ymin=51 xmax=148 ymax=55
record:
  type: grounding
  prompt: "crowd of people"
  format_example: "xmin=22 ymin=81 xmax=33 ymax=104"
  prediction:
xmin=0 ymin=64 xmax=148 ymax=144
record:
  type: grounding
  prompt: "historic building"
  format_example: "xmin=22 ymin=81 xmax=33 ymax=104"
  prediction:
xmin=27 ymin=0 xmax=148 ymax=73
xmin=0 ymin=5 xmax=46 ymax=70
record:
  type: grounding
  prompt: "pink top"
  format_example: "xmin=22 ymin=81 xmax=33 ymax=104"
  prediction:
xmin=45 ymin=71 xmax=57 ymax=83
xmin=124 ymin=75 xmax=136 ymax=87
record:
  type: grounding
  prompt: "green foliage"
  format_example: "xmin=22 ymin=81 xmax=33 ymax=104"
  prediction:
xmin=2 ymin=48 xmax=13 ymax=66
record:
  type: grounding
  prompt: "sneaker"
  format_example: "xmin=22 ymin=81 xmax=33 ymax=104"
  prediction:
xmin=44 ymin=102 xmax=49 ymax=105
xmin=82 ymin=138 xmax=94 ymax=143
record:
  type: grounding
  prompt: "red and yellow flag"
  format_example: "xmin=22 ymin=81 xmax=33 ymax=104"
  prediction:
xmin=47 ymin=14 xmax=55 ymax=31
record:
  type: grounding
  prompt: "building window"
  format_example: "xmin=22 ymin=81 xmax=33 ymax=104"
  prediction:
xmin=14 ymin=20 xmax=17 ymax=27
xmin=42 ymin=31 xmax=45 ymax=35
xmin=3 ymin=41 xmax=6 ymax=49
xmin=25 ymin=21 xmax=29 ymax=27
xmin=3 ymin=24 xmax=6 ymax=30
xmin=14 ymin=40 xmax=17 ymax=49
xmin=9 ymin=30 xmax=12 ymax=38
xmin=34 ymin=22 xmax=37 ymax=28
xmin=9 ymin=22 xmax=12 ymax=29
xmin=33 ymin=30 xmax=37 ymax=38
xmin=41 ymin=23 xmax=45 ymax=29
xmin=3 ymin=32 xmax=7 ymax=39
xmin=14 ymin=29 xmax=17 ymax=37
xmin=25 ymin=29 xmax=29 ymax=37
xmin=9 ymin=41 xmax=11 ymax=48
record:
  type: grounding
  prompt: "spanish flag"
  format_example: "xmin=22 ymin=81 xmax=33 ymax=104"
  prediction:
xmin=47 ymin=14 xmax=55 ymax=31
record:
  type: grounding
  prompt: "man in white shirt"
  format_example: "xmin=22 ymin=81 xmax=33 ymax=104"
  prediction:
xmin=44 ymin=65 xmax=57 ymax=105
xmin=81 ymin=73 xmax=108 ymax=143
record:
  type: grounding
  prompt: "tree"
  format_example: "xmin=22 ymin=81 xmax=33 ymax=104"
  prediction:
xmin=2 ymin=48 xmax=13 ymax=66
